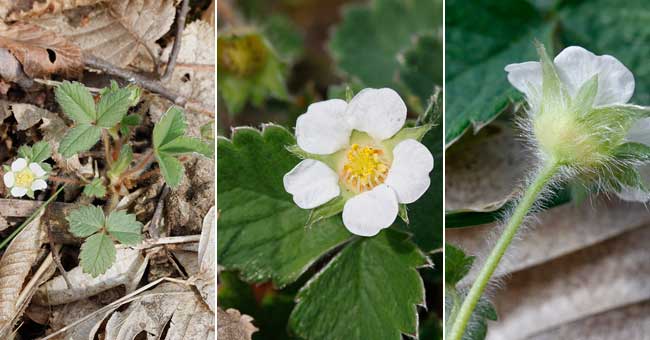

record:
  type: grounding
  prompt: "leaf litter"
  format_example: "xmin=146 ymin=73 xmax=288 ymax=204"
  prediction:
xmin=0 ymin=0 xmax=216 ymax=338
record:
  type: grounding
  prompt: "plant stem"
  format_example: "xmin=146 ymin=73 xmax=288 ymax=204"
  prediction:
xmin=448 ymin=161 xmax=560 ymax=340
xmin=0 ymin=185 xmax=65 ymax=250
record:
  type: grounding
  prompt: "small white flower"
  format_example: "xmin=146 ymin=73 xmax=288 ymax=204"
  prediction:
xmin=283 ymin=88 xmax=434 ymax=237
xmin=505 ymin=45 xmax=650 ymax=202
xmin=3 ymin=158 xmax=48 ymax=198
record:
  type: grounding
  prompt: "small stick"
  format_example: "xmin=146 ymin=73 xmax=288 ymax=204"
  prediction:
xmin=162 ymin=0 xmax=190 ymax=82
xmin=84 ymin=55 xmax=214 ymax=117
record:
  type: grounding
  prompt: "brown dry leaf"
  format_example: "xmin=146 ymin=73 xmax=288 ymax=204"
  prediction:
xmin=217 ymin=307 xmax=258 ymax=340
xmin=152 ymin=20 xmax=214 ymax=133
xmin=486 ymin=224 xmax=650 ymax=340
xmin=47 ymin=299 xmax=104 ymax=340
xmin=34 ymin=0 xmax=176 ymax=67
xmin=94 ymin=282 xmax=214 ymax=340
xmin=34 ymin=248 xmax=147 ymax=306
xmin=0 ymin=210 xmax=46 ymax=338
xmin=445 ymin=121 xmax=530 ymax=212
xmin=195 ymin=206 xmax=215 ymax=311
xmin=0 ymin=48 xmax=33 ymax=88
xmin=0 ymin=23 xmax=82 ymax=78
xmin=8 ymin=0 xmax=103 ymax=20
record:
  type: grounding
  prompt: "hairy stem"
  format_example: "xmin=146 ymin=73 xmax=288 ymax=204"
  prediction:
xmin=448 ymin=161 xmax=560 ymax=340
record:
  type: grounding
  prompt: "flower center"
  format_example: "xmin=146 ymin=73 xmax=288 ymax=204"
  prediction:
xmin=15 ymin=168 xmax=34 ymax=187
xmin=342 ymin=144 xmax=389 ymax=192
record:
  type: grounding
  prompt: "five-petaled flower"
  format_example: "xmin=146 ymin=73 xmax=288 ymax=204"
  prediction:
xmin=3 ymin=158 xmax=48 ymax=198
xmin=506 ymin=45 xmax=650 ymax=201
xmin=283 ymin=88 xmax=433 ymax=236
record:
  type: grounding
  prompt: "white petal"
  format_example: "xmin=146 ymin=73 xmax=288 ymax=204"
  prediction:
xmin=11 ymin=158 xmax=27 ymax=172
xmin=29 ymin=163 xmax=46 ymax=177
xmin=626 ymin=117 xmax=650 ymax=146
xmin=342 ymin=184 xmax=398 ymax=237
xmin=3 ymin=172 xmax=15 ymax=188
xmin=505 ymin=61 xmax=543 ymax=109
xmin=11 ymin=187 xmax=27 ymax=197
xmin=31 ymin=179 xmax=47 ymax=191
xmin=346 ymin=88 xmax=407 ymax=140
xmin=295 ymin=99 xmax=351 ymax=155
xmin=554 ymin=46 xmax=634 ymax=106
xmin=283 ymin=159 xmax=340 ymax=209
xmin=385 ymin=139 xmax=434 ymax=203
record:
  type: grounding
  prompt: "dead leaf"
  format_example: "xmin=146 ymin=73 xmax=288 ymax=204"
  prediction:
xmin=445 ymin=121 xmax=530 ymax=212
xmin=0 ymin=210 xmax=46 ymax=338
xmin=195 ymin=206 xmax=215 ymax=311
xmin=47 ymin=299 xmax=104 ymax=340
xmin=0 ymin=48 xmax=33 ymax=88
xmin=94 ymin=282 xmax=214 ymax=340
xmin=217 ymin=307 xmax=257 ymax=340
xmin=0 ymin=23 xmax=82 ymax=78
xmin=8 ymin=0 xmax=103 ymax=20
xmin=34 ymin=248 xmax=147 ymax=306
xmin=11 ymin=103 xmax=49 ymax=130
xmin=486 ymin=223 xmax=650 ymax=340
xmin=34 ymin=0 xmax=176 ymax=67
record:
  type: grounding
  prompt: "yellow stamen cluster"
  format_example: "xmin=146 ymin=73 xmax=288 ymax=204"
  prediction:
xmin=342 ymin=144 xmax=389 ymax=192
xmin=15 ymin=168 xmax=34 ymax=187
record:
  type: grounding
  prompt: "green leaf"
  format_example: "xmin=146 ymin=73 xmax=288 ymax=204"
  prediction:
xmin=67 ymin=205 xmax=105 ymax=238
xmin=330 ymin=0 xmax=441 ymax=88
xmin=17 ymin=145 xmax=33 ymax=160
xmin=121 ymin=114 xmax=141 ymax=128
xmin=156 ymin=153 xmax=184 ymax=188
xmin=83 ymin=178 xmax=106 ymax=199
xmin=108 ymin=145 xmax=133 ymax=180
xmin=55 ymin=81 xmax=96 ymax=124
xmin=59 ymin=124 xmax=102 ymax=158
xmin=30 ymin=142 xmax=51 ymax=163
xmin=217 ymin=125 xmax=352 ymax=287
xmin=158 ymin=136 xmax=214 ymax=157
xmin=398 ymin=33 xmax=443 ymax=110
xmin=289 ymin=229 xmax=427 ymax=340
xmin=200 ymin=121 xmax=215 ymax=140
xmin=105 ymin=210 xmax=143 ymax=245
xmin=445 ymin=0 xmax=552 ymax=145
xmin=79 ymin=232 xmax=116 ymax=277
xmin=96 ymin=87 xmax=132 ymax=128
xmin=445 ymin=244 xmax=475 ymax=286
xmin=153 ymin=107 xmax=187 ymax=149
xmin=444 ymin=244 xmax=497 ymax=340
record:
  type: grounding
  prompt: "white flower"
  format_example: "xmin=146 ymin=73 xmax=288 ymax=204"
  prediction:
xmin=3 ymin=158 xmax=48 ymax=198
xmin=283 ymin=88 xmax=434 ymax=236
xmin=505 ymin=45 xmax=650 ymax=202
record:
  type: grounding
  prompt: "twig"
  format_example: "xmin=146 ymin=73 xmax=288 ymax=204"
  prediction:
xmin=132 ymin=235 xmax=201 ymax=250
xmin=148 ymin=185 xmax=169 ymax=239
xmin=162 ymin=0 xmax=190 ymax=81
xmin=48 ymin=242 xmax=71 ymax=289
xmin=83 ymin=55 xmax=214 ymax=117
xmin=122 ymin=150 xmax=154 ymax=180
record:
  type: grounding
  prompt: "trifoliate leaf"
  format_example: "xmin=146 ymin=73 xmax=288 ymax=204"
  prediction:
xmin=55 ymin=81 xmax=96 ymax=124
xmin=444 ymin=244 xmax=497 ymax=340
xmin=289 ymin=229 xmax=427 ymax=340
xmin=96 ymin=87 xmax=132 ymax=128
xmin=79 ymin=232 xmax=116 ymax=277
xmin=445 ymin=0 xmax=551 ymax=145
xmin=330 ymin=0 xmax=441 ymax=88
xmin=105 ymin=210 xmax=143 ymax=245
xmin=83 ymin=178 xmax=106 ymax=199
xmin=156 ymin=153 xmax=184 ymax=188
xmin=153 ymin=107 xmax=187 ymax=149
xmin=67 ymin=205 xmax=105 ymax=238
xmin=159 ymin=136 xmax=214 ymax=157
xmin=217 ymin=125 xmax=352 ymax=287
xmin=107 ymin=145 xmax=133 ymax=181
xmin=59 ymin=124 xmax=102 ymax=158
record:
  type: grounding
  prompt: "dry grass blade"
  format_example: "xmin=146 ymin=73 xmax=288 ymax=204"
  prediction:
xmin=0 ymin=23 xmax=82 ymax=78
xmin=0 ymin=209 xmax=46 ymax=338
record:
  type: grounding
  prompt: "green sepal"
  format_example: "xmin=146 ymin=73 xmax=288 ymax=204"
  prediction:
xmin=306 ymin=196 xmax=346 ymax=227
xmin=399 ymin=204 xmax=409 ymax=224
xmin=382 ymin=124 xmax=433 ymax=151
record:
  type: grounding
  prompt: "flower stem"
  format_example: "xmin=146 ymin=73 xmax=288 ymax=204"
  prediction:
xmin=448 ymin=161 xmax=560 ymax=340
